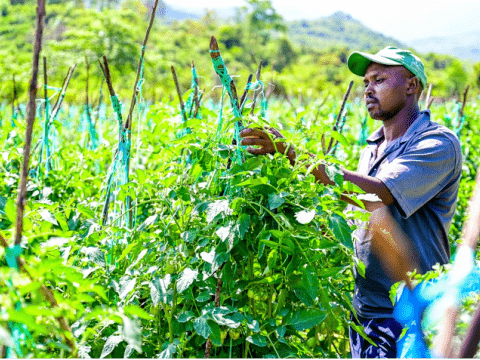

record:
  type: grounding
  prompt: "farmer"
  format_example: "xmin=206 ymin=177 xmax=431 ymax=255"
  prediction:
xmin=239 ymin=47 xmax=462 ymax=358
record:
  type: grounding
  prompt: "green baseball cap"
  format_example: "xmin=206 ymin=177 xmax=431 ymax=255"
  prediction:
xmin=347 ymin=46 xmax=427 ymax=88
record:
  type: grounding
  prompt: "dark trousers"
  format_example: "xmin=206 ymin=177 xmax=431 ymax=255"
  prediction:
xmin=349 ymin=313 xmax=403 ymax=358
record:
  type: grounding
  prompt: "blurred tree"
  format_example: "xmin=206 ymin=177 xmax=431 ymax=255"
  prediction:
xmin=244 ymin=0 xmax=286 ymax=44
xmin=474 ymin=62 xmax=480 ymax=89
xmin=447 ymin=59 xmax=468 ymax=96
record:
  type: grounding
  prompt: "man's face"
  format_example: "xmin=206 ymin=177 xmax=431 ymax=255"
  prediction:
xmin=363 ymin=62 xmax=412 ymax=121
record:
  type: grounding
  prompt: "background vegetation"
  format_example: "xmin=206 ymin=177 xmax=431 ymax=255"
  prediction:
xmin=1 ymin=0 xmax=479 ymax=106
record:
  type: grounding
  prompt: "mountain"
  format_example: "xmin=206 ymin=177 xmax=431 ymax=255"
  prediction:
xmin=288 ymin=12 xmax=406 ymax=52
xmin=409 ymin=31 xmax=480 ymax=62
xmin=158 ymin=3 xmax=200 ymax=21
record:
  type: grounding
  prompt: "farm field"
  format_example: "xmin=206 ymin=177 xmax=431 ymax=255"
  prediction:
xmin=1 ymin=1 xmax=480 ymax=359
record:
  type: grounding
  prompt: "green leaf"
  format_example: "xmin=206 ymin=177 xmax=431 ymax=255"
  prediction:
xmin=293 ymin=286 xmax=313 ymax=306
xmin=193 ymin=316 xmax=220 ymax=342
xmin=177 ymin=268 xmax=198 ymax=294
xmin=177 ymin=311 xmax=195 ymax=323
xmin=158 ymin=342 xmax=177 ymax=358
xmin=354 ymin=257 xmax=366 ymax=278
xmin=118 ymin=276 xmax=136 ymax=301
xmin=82 ymin=247 xmax=106 ymax=268
xmin=276 ymin=326 xmax=286 ymax=338
xmin=289 ymin=309 xmax=327 ymax=331
xmin=150 ymin=275 xmax=172 ymax=306
xmin=246 ymin=334 xmax=267 ymax=347
xmin=236 ymin=177 xmax=268 ymax=188
xmin=295 ymin=209 xmax=316 ymax=224
xmin=5 ymin=198 xmax=15 ymax=223
xmin=267 ymin=249 xmax=278 ymax=269
xmin=181 ymin=230 xmax=197 ymax=243
xmin=328 ymin=213 xmax=353 ymax=250
xmin=330 ymin=130 xmax=349 ymax=148
xmin=206 ymin=200 xmax=232 ymax=223
xmin=325 ymin=164 xmax=344 ymax=185
xmin=123 ymin=305 xmax=152 ymax=320
xmin=100 ymin=334 xmax=123 ymax=358
xmin=0 ymin=324 xmax=14 ymax=348
xmin=40 ymin=209 xmax=58 ymax=225
xmin=302 ymin=266 xmax=318 ymax=302
xmin=193 ymin=316 xmax=210 ymax=339
xmin=268 ymin=193 xmax=284 ymax=210
xmin=122 ymin=316 xmax=142 ymax=353
xmin=236 ymin=213 xmax=251 ymax=240
xmin=78 ymin=344 xmax=92 ymax=359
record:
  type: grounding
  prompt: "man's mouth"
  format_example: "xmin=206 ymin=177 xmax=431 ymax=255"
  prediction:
xmin=366 ymin=99 xmax=378 ymax=109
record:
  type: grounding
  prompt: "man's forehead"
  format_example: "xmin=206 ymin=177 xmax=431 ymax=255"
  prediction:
xmin=364 ymin=63 xmax=407 ymax=77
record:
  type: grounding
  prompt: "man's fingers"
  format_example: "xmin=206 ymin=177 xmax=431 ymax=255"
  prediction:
xmin=240 ymin=138 xmax=270 ymax=147
xmin=246 ymin=146 xmax=273 ymax=155
xmin=239 ymin=128 xmax=270 ymax=140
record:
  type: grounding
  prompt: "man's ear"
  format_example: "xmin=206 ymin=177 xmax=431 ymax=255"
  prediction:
xmin=406 ymin=76 xmax=421 ymax=97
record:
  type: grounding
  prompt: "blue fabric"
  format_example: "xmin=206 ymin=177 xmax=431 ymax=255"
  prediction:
xmin=349 ymin=313 xmax=403 ymax=358
xmin=393 ymin=284 xmax=431 ymax=358
xmin=345 ymin=110 xmax=462 ymax=318
xmin=392 ymin=267 xmax=480 ymax=358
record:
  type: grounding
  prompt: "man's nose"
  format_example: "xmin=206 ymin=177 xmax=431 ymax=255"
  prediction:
xmin=364 ymin=83 xmax=374 ymax=97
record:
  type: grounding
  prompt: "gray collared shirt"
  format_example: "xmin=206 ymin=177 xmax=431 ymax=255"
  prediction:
xmin=347 ymin=110 xmax=462 ymax=318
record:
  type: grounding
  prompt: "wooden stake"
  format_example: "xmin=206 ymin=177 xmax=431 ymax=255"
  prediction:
xmin=250 ymin=61 xmax=263 ymax=116
xmin=49 ymin=64 xmax=76 ymax=123
xmin=12 ymin=75 xmax=18 ymax=115
xmin=15 ymin=0 xmax=46 ymax=249
xmin=424 ymin=83 xmax=432 ymax=110
xmin=124 ymin=0 xmax=160 ymax=132
xmin=239 ymin=73 xmax=253 ymax=112
xmin=209 ymin=36 xmax=240 ymax=116
xmin=427 ymin=96 xmax=434 ymax=110
xmin=171 ymin=65 xmax=187 ymax=122
xmin=8 ymin=0 xmax=76 ymax=354
xmin=326 ymin=80 xmax=353 ymax=154
xmin=205 ymin=264 xmax=225 ymax=358
xmin=458 ymin=85 xmax=470 ymax=121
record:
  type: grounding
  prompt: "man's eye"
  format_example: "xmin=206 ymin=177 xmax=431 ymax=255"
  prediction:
xmin=376 ymin=78 xmax=384 ymax=83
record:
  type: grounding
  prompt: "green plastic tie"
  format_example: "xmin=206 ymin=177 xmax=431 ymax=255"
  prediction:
xmin=5 ymin=245 xmax=22 ymax=270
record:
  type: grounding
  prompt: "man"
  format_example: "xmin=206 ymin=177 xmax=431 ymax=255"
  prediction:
xmin=239 ymin=47 xmax=462 ymax=358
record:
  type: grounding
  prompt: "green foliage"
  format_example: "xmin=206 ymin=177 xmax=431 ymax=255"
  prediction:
xmin=1 ymin=1 xmax=478 ymax=106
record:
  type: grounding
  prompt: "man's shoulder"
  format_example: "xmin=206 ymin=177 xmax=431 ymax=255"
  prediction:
xmin=409 ymin=119 xmax=461 ymax=153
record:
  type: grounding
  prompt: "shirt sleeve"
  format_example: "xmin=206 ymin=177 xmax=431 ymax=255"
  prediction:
xmin=375 ymin=132 xmax=460 ymax=219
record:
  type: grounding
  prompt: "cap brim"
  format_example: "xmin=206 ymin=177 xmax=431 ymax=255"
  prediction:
xmin=347 ymin=52 xmax=401 ymax=77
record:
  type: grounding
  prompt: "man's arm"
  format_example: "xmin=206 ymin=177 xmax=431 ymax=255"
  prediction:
xmin=240 ymin=127 xmax=394 ymax=212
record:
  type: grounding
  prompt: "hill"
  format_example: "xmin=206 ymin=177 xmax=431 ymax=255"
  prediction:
xmin=410 ymin=30 xmax=480 ymax=62
xmin=288 ymin=12 xmax=406 ymax=52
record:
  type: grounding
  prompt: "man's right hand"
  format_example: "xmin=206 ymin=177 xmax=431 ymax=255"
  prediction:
xmin=239 ymin=127 xmax=295 ymax=162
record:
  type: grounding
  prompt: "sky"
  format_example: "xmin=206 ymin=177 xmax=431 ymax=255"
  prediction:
xmin=170 ymin=0 xmax=480 ymax=43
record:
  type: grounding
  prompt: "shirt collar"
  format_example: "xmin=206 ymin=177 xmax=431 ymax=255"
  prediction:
xmin=366 ymin=110 xmax=431 ymax=145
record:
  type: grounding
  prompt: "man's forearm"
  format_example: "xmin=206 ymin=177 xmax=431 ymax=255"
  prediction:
xmin=310 ymin=163 xmax=394 ymax=211
xmin=274 ymin=140 xmax=394 ymax=212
